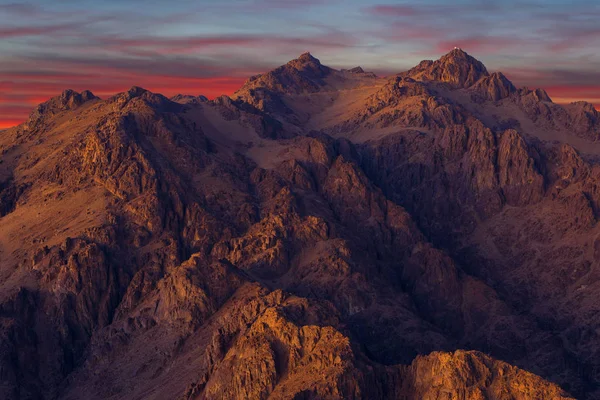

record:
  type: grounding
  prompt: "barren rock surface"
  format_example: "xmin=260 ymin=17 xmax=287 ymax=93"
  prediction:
xmin=1 ymin=49 xmax=599 ymax=399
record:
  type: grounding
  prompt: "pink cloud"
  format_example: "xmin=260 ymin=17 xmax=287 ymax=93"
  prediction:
xmin=92 ymin=32 xmax=357 ymax=57
xmin=368 ymin=5 xmax=417 ymax=16
xmin=0 ymin=25 xmax=74 ymax=38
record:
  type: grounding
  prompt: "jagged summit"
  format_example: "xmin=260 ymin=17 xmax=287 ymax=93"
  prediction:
xmin=341 ymin=66 xmax=377 ymax=78
xmin=294 ymin=51 xmax=319 ymax=64
xmin=285 ymin=51 xmax=330 ymax=78
xmin=46 ymin=89 xmax=98 ymax=109
xmin=518 ymin=87 xmax=553 ymax=102
xmin=107 ymin=85 xmax=151 ymax=103
xmin=342 ymin=66 xmax=366 ymax=74
xmin=170 ymin=94 xmax=208 ymax=104
xmin=439 ymin=48 xmax=486 ymax=68
xmin=125 ymin=85 xmax=148 ymax=97
xmin=444 ymin=47 xmax=472 ymax=59
xmin=347 ymin=66 xmax=365 ymax=74
xmin=234 ymin=52 xmax=333 ymax=100
xmin=106 ymin=86 xmax=182 ymax=114
xmin=406 ymin=48 xmax=489 ymax=88
xmin=25 ymin=89 xmax=98 ymax=129
xmin=471 ymin=71 xmax=516 ymax=101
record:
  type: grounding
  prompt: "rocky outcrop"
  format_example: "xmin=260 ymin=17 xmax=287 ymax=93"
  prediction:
xmin=497 ymin=129 xmax=545 ymax=205
xmin=0 ymin=178 xmax=24 ymax=217
xmin=170 ymin=94 xmax=209 ymax=104
xmin=404 ymin=350 xmax=573 ymax=399
xmin=471 ymin=71 xmax=516 ymax=101
xmin=25 ymin=89 xmax=98 ymax=129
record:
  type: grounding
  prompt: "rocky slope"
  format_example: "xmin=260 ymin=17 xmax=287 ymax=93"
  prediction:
xmin=0 ymin=49 xmax=599 ymax=399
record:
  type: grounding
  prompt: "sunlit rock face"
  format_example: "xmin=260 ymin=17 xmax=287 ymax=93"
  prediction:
xmin=405 ymin=48 xmax=489 ymax=88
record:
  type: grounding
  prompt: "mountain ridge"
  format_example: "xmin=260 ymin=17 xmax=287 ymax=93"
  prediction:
xmin=1 ymin=49 xmax=600 ymax=399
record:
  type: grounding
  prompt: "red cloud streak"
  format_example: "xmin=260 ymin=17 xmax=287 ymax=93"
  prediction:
xmin=543 ymin=86 xmax=600 ymax=110
xmin=0 ymin=119 xmax=27 ymax=129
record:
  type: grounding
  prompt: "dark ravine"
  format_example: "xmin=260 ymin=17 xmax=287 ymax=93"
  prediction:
xmin=1 ymin=49 xmax=599 ymax=399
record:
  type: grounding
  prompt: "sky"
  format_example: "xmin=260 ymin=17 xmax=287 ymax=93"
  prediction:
xmin=1 ymin=0 xmax=600 ymax=128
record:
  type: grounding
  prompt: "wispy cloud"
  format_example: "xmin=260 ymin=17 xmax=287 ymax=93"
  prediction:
xmin=0 ymin=3 xmax=39 ymax=15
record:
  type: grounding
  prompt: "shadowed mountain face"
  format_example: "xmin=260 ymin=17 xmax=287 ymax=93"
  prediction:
xmin=1 ymin=50 xmax=600 ymax=399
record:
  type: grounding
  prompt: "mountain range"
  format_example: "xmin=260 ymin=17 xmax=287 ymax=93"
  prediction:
xmin=1 ymin=48 xmax=600 ymax=399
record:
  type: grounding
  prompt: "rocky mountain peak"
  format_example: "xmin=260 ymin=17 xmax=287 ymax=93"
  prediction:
xmin=128 ymin=85 xmax=147 ymax=96
xmin=471 ymin=71 xmax=517 ymax=101
xmin=343 ymin=66 xmax=377 ymax=78
xmin=407 ymin=48 xmax=489 ymax=88
xmin=518 ymin=87 xmax=553 ymax=102
xmin=571 ymin=100 xmax=597 ymax=112
xmin=107 ymin=86 xmax=180 ymax=113
xmin=489 ymin=71 xmax=513 ymax=84
xmin=235 ymin=52 xmax=332 ymax=100
xmin=439 ymin=48 xmax=486 ymax=69
xmin=568 ymin=101 xmax=600 ymax=132
xmin=296 ymin=51 xmax=318 ymax=63
xmin=25 ymin=89 xmax=98 ymax=129
xmin=346 ymin=66 xmax=365 ymax=74
xmin=285 ymin=51 xmax=328 ymax=76
xmin=54 ymin=89 xmax=98 ymax=109
xmin=170 ymin=94 xmax=209 ymax=105
xmin=443 ymin=47 xmax=470 ymax=59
